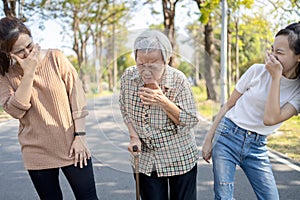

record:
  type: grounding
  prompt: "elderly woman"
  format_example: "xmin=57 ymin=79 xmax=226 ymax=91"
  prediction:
xmin=119 ymin=30 xmax=200 ymax=200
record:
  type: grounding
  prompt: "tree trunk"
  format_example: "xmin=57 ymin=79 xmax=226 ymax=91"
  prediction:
xmin=227 ymin=20 xmax=232 ymax=97
xmin=162 ymin=0 xmax=178 ymax=67
xmin=204 ymin=18 xmax=218 ymax=101
xmin=195 ymin=45 xmax=200 ymax=86
xmin=2 ymin=0 xmax=16 ymax=17
xmin=112 ymin=0 xmax=117 ymax=91
xmin=235 ymin=18 xmax=240 ymax=82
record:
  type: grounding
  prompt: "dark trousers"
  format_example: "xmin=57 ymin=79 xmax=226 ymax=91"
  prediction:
xmin=135 ymin=164 xmax=197 ymax=200
xmin=28 ymin=159 xmax=98 ymax=200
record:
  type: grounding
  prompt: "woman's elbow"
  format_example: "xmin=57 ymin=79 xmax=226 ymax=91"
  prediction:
xmin=3 ymin=106 xmax=26 ymax=119
xmin=263 ymin=116 xmax=278 ymax=126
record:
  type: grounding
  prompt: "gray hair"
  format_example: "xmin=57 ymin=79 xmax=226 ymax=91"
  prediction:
xmin=133 ymin=30 xmax=172 ymax=64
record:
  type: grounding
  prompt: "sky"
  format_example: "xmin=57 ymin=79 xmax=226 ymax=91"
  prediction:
xmin=27 ymin=1 xmax=200 ymax=56
xmin=24 ymin=0 xmax=299 ymax=58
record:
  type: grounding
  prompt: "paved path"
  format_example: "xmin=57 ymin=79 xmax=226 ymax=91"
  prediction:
xmin=0 ymin=95 xmax=299 ymax=199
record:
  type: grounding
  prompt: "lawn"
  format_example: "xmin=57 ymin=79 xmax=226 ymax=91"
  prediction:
xmin=192 ymin=86 xmax=300 ymax=162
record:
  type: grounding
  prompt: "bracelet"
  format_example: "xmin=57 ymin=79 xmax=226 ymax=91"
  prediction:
xmin=74 ymin=132 xmax=86 ymax=136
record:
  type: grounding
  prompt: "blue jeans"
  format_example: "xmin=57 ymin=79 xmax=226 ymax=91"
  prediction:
xmin=28 ymin=159 xmax=98 ymax=200
xmin=212 ymin=117 xmax=279 ymax=200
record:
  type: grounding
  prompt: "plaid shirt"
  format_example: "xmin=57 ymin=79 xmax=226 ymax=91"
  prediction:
xmin=119 ymin=65 xmax=199 ymax=177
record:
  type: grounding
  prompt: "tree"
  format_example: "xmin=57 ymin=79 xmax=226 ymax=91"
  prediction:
xmin=227 ymin=0 xmax=254 ymax=95
xmin=186 ymin=21 xmax=205 ymax=86
xmin=2 ymin=0 xmax=16 ymax=17
xmin=131 ymin=0 xmax=181 ymax=67
xmin=26 ymin=0 xmax=129 ymax=92
xmin=194 ymin=0 xmax=220 ymax=101
xmin=266 ymin=0 xmax=300 ymax=18
xmin=1 ymin=0 xmax=26 ymax=19
xmin=162 ymin=0 xmax=180 ymax=66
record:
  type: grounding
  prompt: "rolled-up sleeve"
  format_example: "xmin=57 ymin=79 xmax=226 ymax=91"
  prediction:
xmin=119 ymin=70 xmax=131 ymax=124
xmin=55 ymin=50 xmax=88 ymax=120
xmin=175 ymin=79 xmax=199 ymax=128
xmin=0 ymin=76 xmax=31 ymax=119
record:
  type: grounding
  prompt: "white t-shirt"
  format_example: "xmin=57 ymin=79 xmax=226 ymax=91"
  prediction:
xmin=225 ymin=64 xmax=300 ymax=135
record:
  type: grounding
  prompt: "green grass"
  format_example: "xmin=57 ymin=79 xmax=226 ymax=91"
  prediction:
xmin=191 ymin=85 xmax=300 ymax=162
xmin=191 ymin=86 xmax=220 ymax=121
xmin=86 ymin=90 xmax=113 ymax=98
xmin=267 ymin=116 xmax=300 ymax=162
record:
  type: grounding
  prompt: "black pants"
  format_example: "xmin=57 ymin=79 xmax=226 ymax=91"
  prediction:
xmin=28 ymin=159 xmax=98 ymax=200
xmin=135 ymin=164 xmax=197 ymax=200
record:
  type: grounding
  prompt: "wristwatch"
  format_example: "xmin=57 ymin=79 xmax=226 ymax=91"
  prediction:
xmin=74 ymin=132 xmax=86 ymax=136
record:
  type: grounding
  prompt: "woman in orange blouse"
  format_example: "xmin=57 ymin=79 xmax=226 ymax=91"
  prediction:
xmin=0 ymin=17 xmax=98 ymax=200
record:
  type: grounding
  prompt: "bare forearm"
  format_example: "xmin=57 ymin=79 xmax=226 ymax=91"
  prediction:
xmin=205 ymin=89 xmax=241 ymax=142
xmin=14 ymin=74 xmax=34 ymax=105
xmin=205 ymin=105 xmax=228 ymax=142
xmin=264 ymin=78 xmax=281 ymax=125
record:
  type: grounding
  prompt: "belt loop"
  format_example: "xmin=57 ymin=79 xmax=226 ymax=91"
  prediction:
xmin=234 ymin=124 xmax=238 ymax=134
xmin=255 ymin=133 xmax=259 ymax=141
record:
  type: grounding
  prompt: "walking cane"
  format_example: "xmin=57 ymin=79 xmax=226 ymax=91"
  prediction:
xmin=133 ymin=145 xmax=140 ymax=200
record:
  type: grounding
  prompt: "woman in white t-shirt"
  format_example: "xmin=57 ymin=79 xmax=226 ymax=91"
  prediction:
xmin=202 ymin=22 xmax=300 ymax=200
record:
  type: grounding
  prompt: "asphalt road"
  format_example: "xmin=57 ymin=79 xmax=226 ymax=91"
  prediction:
xmin=0 ymin=95 xmax=299 ymax=200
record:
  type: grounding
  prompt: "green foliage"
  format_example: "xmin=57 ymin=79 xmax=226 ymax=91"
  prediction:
xmin=117 ymin=52 xmax=135 ymax=76
xmin=228 ymin=0 xmax=254 ymax=10
xmin=237 ymin=13 xmax=273 ymax=72
xmin=192 ymin=86 xmax=220 ymax=120
xmin=178 ymin=60 xmax=194 ymax=78
xmin=197 ymin=0 xmax=220 ymax=24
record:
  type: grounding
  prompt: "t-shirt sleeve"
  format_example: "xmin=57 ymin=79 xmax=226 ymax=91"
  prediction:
xmin=235 ymin=64 xmax=261 ymax=94
xmin=289 ymin=92 xmax=300 ymax=114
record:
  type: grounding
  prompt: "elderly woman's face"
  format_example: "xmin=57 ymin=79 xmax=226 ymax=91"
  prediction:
xmin=136 ymin=50 xmax=166 ymax=84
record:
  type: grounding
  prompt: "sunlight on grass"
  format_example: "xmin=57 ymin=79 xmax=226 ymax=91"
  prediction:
xmin=191 ymin=86 xmax=220 ymax=121
xmin=86 ymin=90 xmax=113 ymax=98
xmin=268 ymin=116 xmax=300 ymax=162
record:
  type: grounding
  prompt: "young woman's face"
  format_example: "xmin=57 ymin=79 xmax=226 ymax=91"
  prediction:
xmin=136 ymin=50 xmax=166 ymax=84
xmin=11 ymin=33 xmax=33 ymax=59
xmin=272 ymin=35 xmax=300 ymax=78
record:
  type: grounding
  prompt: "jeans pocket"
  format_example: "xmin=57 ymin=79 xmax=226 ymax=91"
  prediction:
xmin=256 ymin=137 xmax=268 ymax=146
xmin=216 ymin=119 xmax=232 ymax=137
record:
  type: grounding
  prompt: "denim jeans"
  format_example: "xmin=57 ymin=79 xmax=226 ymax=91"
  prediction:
xmin=28 ymin=159 xmax=98 ymax=200
xmin=212 ymin=117 xmax=279 ymax=200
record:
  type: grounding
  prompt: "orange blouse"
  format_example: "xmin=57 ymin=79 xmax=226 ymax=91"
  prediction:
xmin=0 ymin=49 xmax=88 ymax=170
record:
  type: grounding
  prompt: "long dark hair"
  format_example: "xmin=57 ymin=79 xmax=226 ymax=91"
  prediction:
xmin=275 ymin=22 xmax=300 ymax=78
xmin=0 ymin=17 xmax=31 ymax=76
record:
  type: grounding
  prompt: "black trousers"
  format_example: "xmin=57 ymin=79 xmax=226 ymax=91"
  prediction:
xmin=28 ymin=159 xmax=98 ymax=200
xmin=135 ymin=164 xmax=197 ymax=200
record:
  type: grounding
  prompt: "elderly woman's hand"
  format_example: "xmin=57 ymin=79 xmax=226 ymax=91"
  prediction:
xmin=128 ymin=135 xmax=142 ymax=156
xmin=138 ymin=82 xmax=167 ymax=106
